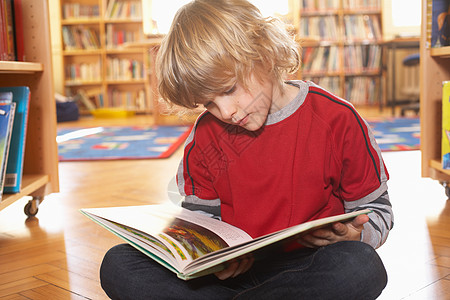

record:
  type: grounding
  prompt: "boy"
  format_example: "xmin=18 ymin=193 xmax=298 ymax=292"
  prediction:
xmin=100 ymin=0 xmax=393 ymax=299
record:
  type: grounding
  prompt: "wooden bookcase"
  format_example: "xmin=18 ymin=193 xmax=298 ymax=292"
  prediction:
xmin=420 ymin=0 xmax=450 ymax=194
xmin=291 ymin=0 xmax=384 ymax=107
xmin=59 ymin=0 xmax=152 ymax=113
xmin=0 ymin=0 xmax=59 ymax=215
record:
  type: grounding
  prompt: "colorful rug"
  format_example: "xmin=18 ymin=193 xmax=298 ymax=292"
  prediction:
xmin=367 ymin=117 xmax=420 ymax=152
xmin=57 ymin=125 xmax=192 ymax=161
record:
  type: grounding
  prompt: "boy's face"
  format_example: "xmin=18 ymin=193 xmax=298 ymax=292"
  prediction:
xmin=202 ymin=74 xmax=274 ymax=131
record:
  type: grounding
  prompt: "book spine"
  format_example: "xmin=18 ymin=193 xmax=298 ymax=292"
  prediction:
xmin=3 ymin=0 xmax=15 ymax=60
xmin=0 ymin=0 xmax=6 ymax=60
xmin=442 ymin=81 xmax=450 ymax=169
xmin=12 ymin=0 xmax=23 ymax=60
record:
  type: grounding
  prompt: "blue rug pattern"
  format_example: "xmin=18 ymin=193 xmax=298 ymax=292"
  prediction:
xmin=57 ymin=125 xmax=192 ymax=161
xmin=367 ymin=117 xmax=420 ymax=151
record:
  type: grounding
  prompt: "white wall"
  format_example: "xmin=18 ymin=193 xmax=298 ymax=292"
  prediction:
xmin=382 ymin=0 xmax=421 ymax=40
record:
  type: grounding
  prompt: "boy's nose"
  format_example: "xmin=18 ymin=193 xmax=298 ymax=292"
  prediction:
xmin=216 ymin=99 xmax=237 ymax=120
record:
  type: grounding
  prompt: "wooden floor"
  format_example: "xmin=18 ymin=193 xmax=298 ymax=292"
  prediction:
xmin=0 ymin=108 xmax=449 ymax=299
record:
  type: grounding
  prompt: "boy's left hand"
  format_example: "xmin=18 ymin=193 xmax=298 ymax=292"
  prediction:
xmin=214 ymin=254 xmax=254 ymax=280
xmin=297 ymin=214 xmax=369 ymax=248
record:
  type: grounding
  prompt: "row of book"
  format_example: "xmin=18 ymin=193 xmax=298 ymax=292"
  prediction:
xmin=0 ymin=86 xmax=30 ymax=201
xmin=105 ymin=0 xmax=142 ymax=20
xmin=303 ymin=76 xmax=341 ymax=97
xmin=303 ymin=77 xmax=380 ymax=105
xmin=300 ymin=0 xmax=380 ymax=13
xmin=302 ymin=46 xmax=340 ymax=75
xmin=343 ymin=45 xmax=381 ymax=73
xmin=300 ymin=0 xmax=340 ymax=11
xmin=0 ymin=0 xmax=24 ymax=61
xmin=299 ymin=14 xmax=381 ymax=41
xmin=342 ymin=0 xmax=381 ymax=10
xmin=62 ymin=3 xmax=100 ymax=20
xmin=62 ymin=24 xmax=144 ymax=50
xmin=65 ymin=58 xmax=145 ymax=83
xmin=62 ymin=26 xmax=101 ymax=51
xmin=344 ymin=77 xmax=381 ymax=105
xmin=106 ymin=57 xmax=144 ymax=80
xmin=302 ymin=45 xmax=381 ymax=75
xmin=67 ymin=87 xmax=146 ymax=111
xmin=65 ymin=61 xmax=102 ymax=84
xmin=105 ymin=24 xmax=143 ymax=47
xmin=343 ymin=15 xmax=382 ymax=41
xmin=108 ymin=88 xmax=146 ymax=110
xmin=67 ymin=87 xmax=104 ymax=110
xmin=299 ymin=16 xmax=340 ymax=41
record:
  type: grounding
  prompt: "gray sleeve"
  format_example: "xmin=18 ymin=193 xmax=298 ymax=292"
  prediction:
xmin=181 ymin=195 xmax=222 ymax=220
xmin=346 ymin=191 xmax=393 ymax=249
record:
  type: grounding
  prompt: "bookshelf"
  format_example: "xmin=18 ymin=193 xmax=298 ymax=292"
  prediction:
xmin=420 ymin=0 xmax=450 ymax=195
xmin=0 ymin=0 xmax=59 ymax=215
xmin=60 ymin=0 xmax=152 ymax=113
xmin=292 ymin=0 xmax=384 ymax=107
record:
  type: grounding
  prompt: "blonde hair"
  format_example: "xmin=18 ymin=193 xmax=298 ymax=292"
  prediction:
xmin=156 ymin=0 xmax=300 ymax=109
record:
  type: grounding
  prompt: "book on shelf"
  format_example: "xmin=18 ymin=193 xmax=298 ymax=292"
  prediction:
xmin=105 ymin=0 xmax=142 ymax=20
xmin=12 ymin=0 xmax=24 ymax=61
xmin=442 ymin=81 xmax=450 ymax=169
xmin=0 ymin=101 xmax=15 ymax=201
xmin=0 ymin=86 xmax=30 ymax=193
xmin=80 ymin=203 xmax=371 ymax=280
xmin=62 ymin=3 xmax=100 ymax=20
xmin=3 ymin=0 xmax=15 ymax=61
xmin=431 ymin=0 xmax=450 ymax=48
xmin=0 ymin=0 xmax=24 ymax=61
xmin=62 ymin=25 xmax=101 ymax=50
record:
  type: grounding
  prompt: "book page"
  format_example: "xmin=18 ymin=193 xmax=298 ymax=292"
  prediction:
xmin=81 ymin=203 xmax=252 ymax=262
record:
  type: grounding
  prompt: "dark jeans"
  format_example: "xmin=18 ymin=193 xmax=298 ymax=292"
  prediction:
xmin=100 ymin=241 xmax=387 ymax=300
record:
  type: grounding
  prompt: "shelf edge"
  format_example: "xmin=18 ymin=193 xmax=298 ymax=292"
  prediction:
xmin=0 ymin=174 xmax=50 ymax=211
xmin=0 ymin=61 xmax=43 ymax=73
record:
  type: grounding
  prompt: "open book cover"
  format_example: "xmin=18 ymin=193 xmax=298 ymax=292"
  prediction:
xmin=80 ymin=204 xmax=371 ymax=280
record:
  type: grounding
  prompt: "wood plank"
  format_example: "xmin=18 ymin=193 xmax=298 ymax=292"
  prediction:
xmin=432 ymin=256 xmax=450 ymax=269
xmin=0 ymin=294 xmax=29 ymax=299
xmin=36 ymin=270 xmax=109 ymax=300
xmin=0 ymin=251 xmax=67 ymax=275
xmin=49 ymin=256 xmax=102 ymax=282
xmin=0 ymin=264 xmax=60 ymax=286
xmin=404 ymin=276 xmax=450 ymax=299
xmin=20 ymin=284 xmax=86 ymax=300
xmin=0 ymin=278 xmax=48 ymax=298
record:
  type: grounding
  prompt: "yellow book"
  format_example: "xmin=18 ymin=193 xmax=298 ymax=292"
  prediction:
xmin=442 ymin=81 xmax=450 ymax=169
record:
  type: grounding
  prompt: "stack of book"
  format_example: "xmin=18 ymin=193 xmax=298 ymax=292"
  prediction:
xmin=0 ymin=86 xmax=31 ymax=202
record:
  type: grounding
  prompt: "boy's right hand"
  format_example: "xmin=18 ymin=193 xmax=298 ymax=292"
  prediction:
xmin=215 ymin=254 xmax=254 ymax=280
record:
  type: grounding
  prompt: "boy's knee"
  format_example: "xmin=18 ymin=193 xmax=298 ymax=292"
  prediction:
xmin=100 ymin=244 xmax=135 ymax=299
xmin=323 ymin=241 xmax=387 ymax=298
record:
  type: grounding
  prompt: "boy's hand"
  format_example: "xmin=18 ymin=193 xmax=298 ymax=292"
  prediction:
xmin=297 ymin=214 xmax=369 ymax=248
xmin=215 ymin=254 xmax=254 ymax=280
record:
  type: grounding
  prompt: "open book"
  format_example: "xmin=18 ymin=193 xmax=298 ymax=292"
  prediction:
xmin=81 ymin=204 xmax=371 ymax=280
